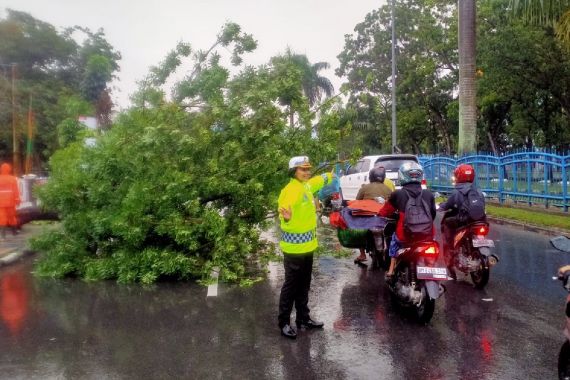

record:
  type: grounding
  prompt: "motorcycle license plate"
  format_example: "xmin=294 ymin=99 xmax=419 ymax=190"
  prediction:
xmin=473 ymin=238 xmax=494 ymax=248
xmin=416 ymin=266 xmax=448 ymax=280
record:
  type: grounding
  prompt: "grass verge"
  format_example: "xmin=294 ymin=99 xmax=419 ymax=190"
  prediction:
xmin=485 ymin=204 xmax=570 ymax=231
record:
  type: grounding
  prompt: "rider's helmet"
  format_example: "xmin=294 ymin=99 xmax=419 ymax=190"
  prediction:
xmin=369 ymin=166 xmax=386 ymax=183
xmin=398 ymin=162 xmax=424 ymax=185
xmin=454 ymin=164 xmax=475 ymax=183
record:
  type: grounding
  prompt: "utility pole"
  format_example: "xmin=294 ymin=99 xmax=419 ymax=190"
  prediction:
xmin=11 ymin=63 xmax=20 ymax=176
xmin=391 ymin=0 xmax=397 ymax=154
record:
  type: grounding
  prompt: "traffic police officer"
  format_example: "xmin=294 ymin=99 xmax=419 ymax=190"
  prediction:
xmin=277 ymin=156 xmax=332 ymax=339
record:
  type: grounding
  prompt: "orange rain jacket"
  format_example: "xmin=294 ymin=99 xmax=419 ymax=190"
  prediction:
xmin=0 ymin=163 xmax=20 ymax=227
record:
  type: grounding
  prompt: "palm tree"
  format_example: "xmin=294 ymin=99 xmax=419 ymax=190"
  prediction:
xmin=271 ymin=49 xmax=334 ymax=127
xmin=511 ymin=0 xmax=570 ymax=46
xmin=458 ymin=0 xmax=477 ymax=155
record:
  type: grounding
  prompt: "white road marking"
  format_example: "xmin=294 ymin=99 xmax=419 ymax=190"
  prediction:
xmin=207 ymin=267 xmax=220 ymax=297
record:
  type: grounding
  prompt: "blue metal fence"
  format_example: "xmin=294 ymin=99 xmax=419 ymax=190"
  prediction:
xmin=419 ymin=152 xmax=570 ymax=212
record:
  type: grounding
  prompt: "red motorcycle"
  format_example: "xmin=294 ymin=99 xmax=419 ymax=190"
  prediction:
xmin=443 ymin=221 xmax=499 ymax=289
xmin=386 ymin=239 xmax=447 ymax=324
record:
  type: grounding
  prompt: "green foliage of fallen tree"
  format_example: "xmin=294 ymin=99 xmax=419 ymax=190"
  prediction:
xmin=32 ymin=23 xmax=345 ymax=284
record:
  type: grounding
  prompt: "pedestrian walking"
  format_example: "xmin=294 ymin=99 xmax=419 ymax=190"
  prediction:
xmin=0 ymin=163 xmax=20 ymax=239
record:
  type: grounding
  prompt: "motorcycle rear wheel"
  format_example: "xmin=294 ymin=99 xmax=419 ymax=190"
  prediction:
xmin=416 ymin=288 xmax=435 ymax=324
xmin=470 ymin=255 xmax=490 ymax=289
xmin=372 ymin=248 xmax=390 ymax=271
xmin=558 ymin=340 xmax=570 ymax=380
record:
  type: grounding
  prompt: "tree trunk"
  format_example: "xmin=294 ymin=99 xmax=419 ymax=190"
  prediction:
xmin=487 ymin=131 xmax=497 ymax=155
xmin=458 ymin=0 xmax=477 ymax=155
xmin=289 ymin=106 xmax=294 ymax=128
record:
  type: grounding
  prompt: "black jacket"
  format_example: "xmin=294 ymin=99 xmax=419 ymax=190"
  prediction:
xmin=440 ymin=182 xmax=475 ymax=218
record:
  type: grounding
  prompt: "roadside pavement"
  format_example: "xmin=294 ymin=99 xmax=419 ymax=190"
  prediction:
xmin=0 ymin=223 xmax=47 ymax=267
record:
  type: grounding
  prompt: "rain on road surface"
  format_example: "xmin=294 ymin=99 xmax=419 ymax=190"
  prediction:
xmin=0 ymin=221 xmax=567 ymax=379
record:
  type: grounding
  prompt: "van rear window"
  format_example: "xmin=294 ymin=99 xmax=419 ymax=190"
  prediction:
xmin=374 ymin=158 xmax=418 ymax=171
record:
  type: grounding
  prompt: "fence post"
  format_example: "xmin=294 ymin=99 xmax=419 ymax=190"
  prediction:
xmin=543 ymin=163 xmax=544 ymax=208
xmin=527 ymin=158 xmax=532 ymax=206
xmin=499 ymin=162 xmax=504 ymax=204
xmin=486 ymin=161 xmax=490 ymax=192
xmin=513 ymin=161 xmax=517 ymax=204
xmin=562 ymin=157 xmax=568 ymax=212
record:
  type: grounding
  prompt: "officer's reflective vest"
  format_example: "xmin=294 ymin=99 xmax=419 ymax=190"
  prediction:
xmin=278 ymin=173 xmax=332 ymax=254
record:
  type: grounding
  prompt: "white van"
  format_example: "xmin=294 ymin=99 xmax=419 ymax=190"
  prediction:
xmin=340 ymin=154 xmax=425 ymax=200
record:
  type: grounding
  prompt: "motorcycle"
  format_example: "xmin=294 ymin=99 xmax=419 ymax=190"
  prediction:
xmin=443 ymin=221 xmax=499 ymax=289
xmin=386 ymin=239 xmax=447 ymax=324
xmin=332 ymin=197 xmax=395 ymax=271
xmin=557 ymin=266 xmax=570 ymax=380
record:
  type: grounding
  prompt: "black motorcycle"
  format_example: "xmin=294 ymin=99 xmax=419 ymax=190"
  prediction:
xmin=386 ymin=239 xmax=447 ymax=324
xmin=556 ymin=266 xmax=570 ymax=380
xmin=443 ymin=221 xmax=499 ymax=289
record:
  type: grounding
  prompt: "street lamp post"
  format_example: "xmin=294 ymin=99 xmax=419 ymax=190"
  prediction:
xmin=391 ymin=0 xmax=397 ymax=154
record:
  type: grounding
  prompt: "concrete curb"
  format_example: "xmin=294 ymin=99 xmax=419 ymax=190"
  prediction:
xmin=487 ymin=216 xmax=570 ymax=237
xmin=0 ymin=250 xmax=33 ymax=267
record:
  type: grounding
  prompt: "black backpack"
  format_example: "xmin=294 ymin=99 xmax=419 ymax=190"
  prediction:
xmin=459 ymin=186 xmax=486 ymax=223
xmin=403 ymin=190 xmax=433 ymax=239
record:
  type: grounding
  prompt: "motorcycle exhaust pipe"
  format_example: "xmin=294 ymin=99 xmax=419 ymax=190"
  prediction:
xmin=488 ymin=255 xmax=499 ymax=267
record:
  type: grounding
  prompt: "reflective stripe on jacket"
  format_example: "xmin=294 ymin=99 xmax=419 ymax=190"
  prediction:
xmin=278 ymin=173 xmax=331 ymax=254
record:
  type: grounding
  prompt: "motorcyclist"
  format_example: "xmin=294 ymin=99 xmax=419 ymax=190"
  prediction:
xmin=377 ymin=162 xmax=436 ymax=278
xmin=354 ymin=166 xmax=394 ymax=263
xmin=439 ymin=164 xmax=486 ymax=273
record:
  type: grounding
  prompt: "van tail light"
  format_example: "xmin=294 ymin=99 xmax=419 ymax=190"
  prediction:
xmin=472 ymin=225 xmax=489 ymax=236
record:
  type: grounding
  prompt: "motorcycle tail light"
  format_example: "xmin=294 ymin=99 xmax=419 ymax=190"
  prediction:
xmin=421 ymin=179 xmax=427 ymax=186
xmin=420 ymin=244 xmax=439 ymax=256
xmin=331 ymin=192 xmax=341 ymax=200
xmin=454 ymin=230 xmax=467 ymax=247
xmin=472 ymin=225 xmax=489 ymax=236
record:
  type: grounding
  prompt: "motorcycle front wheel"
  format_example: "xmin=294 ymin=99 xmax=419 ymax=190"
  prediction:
xmin=559 ymin=340 xmax=570 ymax=380
xmin=470 ymin=254 xmax=490 ymax=289
xmin=416 ymin=287 xmax=435 ymax=324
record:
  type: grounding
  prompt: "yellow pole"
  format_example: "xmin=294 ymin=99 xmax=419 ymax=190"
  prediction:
xmin=11 ymin=63 xmax=20 ymax=176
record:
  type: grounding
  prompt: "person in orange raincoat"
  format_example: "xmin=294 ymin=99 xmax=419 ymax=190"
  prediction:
xmin=0 ymin=163 xmax=20 ymax=238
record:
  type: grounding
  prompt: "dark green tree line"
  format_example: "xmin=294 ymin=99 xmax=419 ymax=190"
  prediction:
xmin=337 ymin=0 xmax=570 ymax=155
xmin=0 ymin=9 xmax=120 ymax=170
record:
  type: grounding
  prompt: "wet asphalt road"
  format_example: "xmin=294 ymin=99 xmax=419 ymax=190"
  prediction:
xmin=0 ymin=222 xmax=568 ymax=380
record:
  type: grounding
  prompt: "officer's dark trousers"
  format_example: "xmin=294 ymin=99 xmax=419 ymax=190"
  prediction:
xmin=278 ymin=252 xmax=314 ymax=327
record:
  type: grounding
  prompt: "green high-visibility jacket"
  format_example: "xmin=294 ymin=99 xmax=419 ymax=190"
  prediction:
xmin=278 ymin=173 xmax=332 ymax=254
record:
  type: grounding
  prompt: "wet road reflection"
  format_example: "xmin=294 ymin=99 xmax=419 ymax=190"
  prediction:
xmin=1 ymin=271 xmax=29 ymax=337
xmin=0 ymin=221 xmax=566 ymax=379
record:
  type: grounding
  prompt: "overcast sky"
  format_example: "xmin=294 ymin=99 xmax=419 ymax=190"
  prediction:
xmin=2 ymin=0 xmax=384 ymax=109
